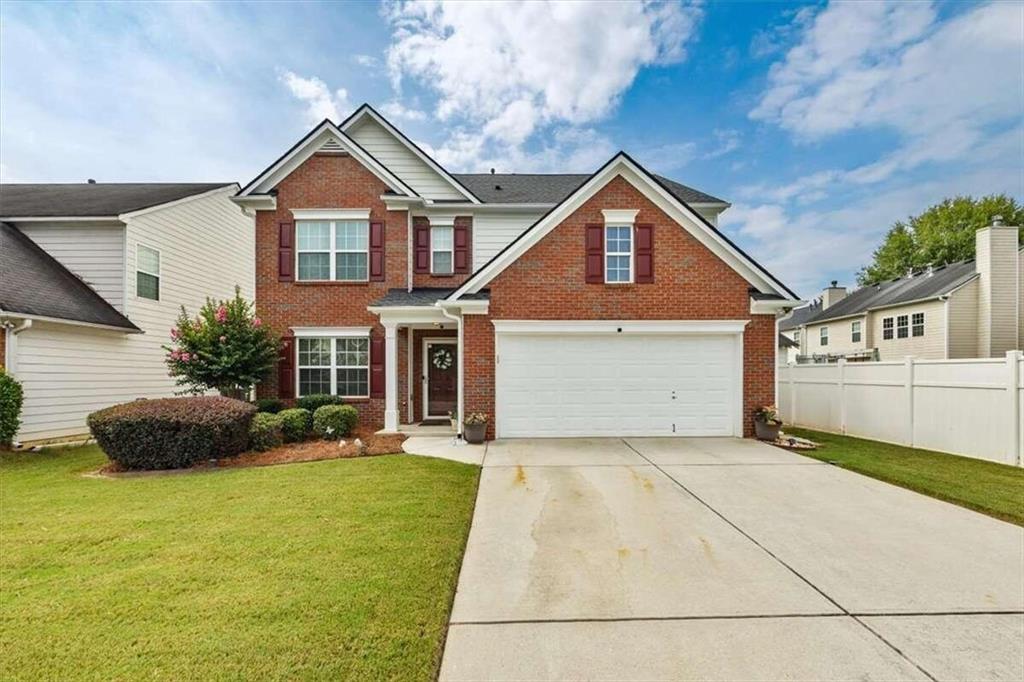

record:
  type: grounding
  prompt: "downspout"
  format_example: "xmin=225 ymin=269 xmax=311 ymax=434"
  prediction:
xmin=5 ymin=318 xmax=33 ymax=376
xmin=407 ymin=210 xmax=413 ymax=293
xmin=437 ymin=303 xmax=463 ymax=441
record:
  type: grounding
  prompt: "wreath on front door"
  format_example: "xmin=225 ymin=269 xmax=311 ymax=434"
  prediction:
xmin=432 ymin=348 xmax=453 ymax=370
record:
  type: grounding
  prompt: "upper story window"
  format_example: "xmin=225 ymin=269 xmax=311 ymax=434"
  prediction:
xmin=912 ymin=312 xmax=925 ymax=337
xmin=820 ymin=326 xmax=829 ymax=346
xmin=136 ymin=244 xmax=160 ymax=301
xmin=896 ymin=314 xmax=909 ymax=339
xmin=431 ymin=226 xmax=454 ymax=275
xmin=296 ymin=220 xmax=369 ymax=282
xmin=851 ymin=320 xmax=862 ymax=343
xmin=297 ymin=336 xmax=369 ymax=398
xmin=882 ymin=317 xmax=894 ymax=340
xmin=605 ymin=225 xmax=632 ymax=283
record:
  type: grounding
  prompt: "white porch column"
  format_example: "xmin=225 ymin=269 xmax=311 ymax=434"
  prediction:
xmin=384 ymin=322 xmax=399 ymax=432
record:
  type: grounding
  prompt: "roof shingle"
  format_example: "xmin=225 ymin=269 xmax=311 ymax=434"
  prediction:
xmin=452 ymin=173 xmax=726 ymax=205
xmin=0 ymin=183 xmax=234 ymax=218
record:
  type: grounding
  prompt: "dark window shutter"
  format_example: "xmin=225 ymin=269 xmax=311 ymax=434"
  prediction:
xmin=278 ymin=221 xmax=294 ymax=282
xmin=635 ymin=223 xmax=654 ymax=283
xmin=414 ymin=222 xmax=430 ymax=273
xmin=454 ymin=220 xmax=471 ymax=273
xmin=585 ymin=224 xmax=604 ymax=283
xmin=370 ymin=335 xmax=385 ymax=398
xmin=369 ymin=221 xmax=385 ymax=281
xmin=278 ymin=335 xmax=295 ymax=399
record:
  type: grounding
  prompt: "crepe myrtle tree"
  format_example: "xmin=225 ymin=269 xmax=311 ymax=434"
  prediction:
xmin=164 ymin=287 xmax=279 ymax=399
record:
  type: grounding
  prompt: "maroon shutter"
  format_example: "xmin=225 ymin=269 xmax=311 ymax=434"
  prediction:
xmin=369 ymin=221 xmax=385 ymax=281
xmin=585 ymin=224 xmax=604 ymax=283
xmin=278 ymin=334 xmax=295 ymax=399
xmin=414 ymin=222 xmax=430 ymax=273
xmin=635 ymin=223 xmax=654 ymax=283
xmin=369 ymin=335 xmax=385 ymax=398
xmin=278 ymin=221 xmax=294 ymax=282
xmin=454 ymin=220 xmax=471 ymax=273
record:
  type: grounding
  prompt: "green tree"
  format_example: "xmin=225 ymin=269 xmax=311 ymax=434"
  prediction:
xmin=857 ymin=195 xmax=1023 ymax=286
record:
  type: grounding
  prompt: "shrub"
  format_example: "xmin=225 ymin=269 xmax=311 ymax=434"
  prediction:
xmin=88 ymin=396 xmax=256 ymax=470
xmin=249 ymin=412 xmax=284 ymax=452
xmin=312 ymin=404 xmax=358 ymax=439
xmin=296 ymin=394 xmax=345 ymax=412
xmin=0 ymin=370 xmax=24 ymax=447
xmin=254 ymin=398 xmax=285 ymax=414
xmin=278 ymin=408 xmax=312 ymax=443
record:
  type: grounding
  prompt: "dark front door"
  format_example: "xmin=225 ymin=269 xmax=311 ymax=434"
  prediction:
xmin=426 ymin=342 xmax=457 ymax=417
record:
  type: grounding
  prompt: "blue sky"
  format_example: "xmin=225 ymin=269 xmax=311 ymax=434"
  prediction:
xmin=1 ymin=1 xmax=1021 ymax=296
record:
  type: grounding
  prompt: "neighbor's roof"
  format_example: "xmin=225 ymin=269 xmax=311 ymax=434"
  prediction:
xmin=803 ymin=260 xmax=979 ymax=326
xmin=778 ymin=333 xmax=799 ymax=349
xmin=452 ymin=173 xmax=727 ymax=206
xmin=0 ymin=183 xmax=235 ymax=218
xmin=371 ymin=287 xmax=489 ymax=307
xmin=0 ymin=223 xmax=139 ymax=330
xmin=779 ymin=300 xmax=823 ymax=331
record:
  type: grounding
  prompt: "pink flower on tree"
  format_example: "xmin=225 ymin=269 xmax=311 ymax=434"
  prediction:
xmin=170 ymin=328 xmax=180 ymax=340
xmin=180 ymin=352 xmax=191 ymax=362
xmin=219 ymin=335 xmax=227 ymax=343
xmin=252 ymin=317 xmax=262 ymax=328
xmin=215 ymin=306 xmax=228 ymax=323
xmin=170 ymin=349 xmax=181 ymax=360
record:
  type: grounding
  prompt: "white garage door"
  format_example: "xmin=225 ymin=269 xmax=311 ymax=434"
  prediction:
xmin=495 ymin=332 xmax=740 ymax=438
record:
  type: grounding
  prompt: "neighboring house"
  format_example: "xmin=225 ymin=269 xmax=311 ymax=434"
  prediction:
xmin=776 ymin=332 xmax=799 ymax=367
xmin=0 ymin=183 xmax=253 ymax=444
xmin=235 ymin=104 xmax=800 ymax=439
xmin=782 ymin=222 xmax=1023 ymax=362
xmin=778 ymin=300 xmax=822 ymax=364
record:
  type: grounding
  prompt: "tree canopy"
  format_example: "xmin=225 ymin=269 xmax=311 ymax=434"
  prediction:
xmin=857 ymin=195 xmax=1023 ymax=286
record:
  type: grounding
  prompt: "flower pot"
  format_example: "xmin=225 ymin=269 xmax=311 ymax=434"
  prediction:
xmin=463 ymin=422 xmax=486 ymax=444
xmin=754 ymin=420 xmax=781 ymax=442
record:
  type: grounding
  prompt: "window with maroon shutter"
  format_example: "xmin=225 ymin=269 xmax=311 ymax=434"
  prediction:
xmin=414 ymin=221 xmax=430 ymax=273
xmin=278 ymin=222 xmax=294 ymax=282
xmin=635 ymin=223 xmax=654 ymax=283
xmin=585 ymin=224 xmax=604 ymax=283
xmin=369 ymin=335 xmax=385 ymax=398
xmin=454 ymin=220 xmax=471 ymax=273
xmin=278 ymin=335 xmax=295 ymax=399
xmin=369 ymin=221 xmax=385 ymax=281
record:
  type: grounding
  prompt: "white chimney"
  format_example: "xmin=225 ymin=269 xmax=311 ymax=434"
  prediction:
xmin=975 ymin=218 xmax=1021 ymax=357
xmin=821 ymin=280 xmax=847 ymax=310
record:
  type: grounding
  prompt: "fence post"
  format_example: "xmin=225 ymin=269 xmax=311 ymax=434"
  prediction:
xmin=904 ymin=356 xmax=915 ymax=447
xmin=837 ymin=358 xmax=847 ymax=434
xmin=788 ymin=362 xmax=797 ymax=426
xmin=1008 ymin=350 xmax=1022 ymax=467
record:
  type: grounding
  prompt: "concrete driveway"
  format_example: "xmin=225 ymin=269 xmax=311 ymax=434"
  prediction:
xmin=440 ymin=438 xmax=1024 ymax=681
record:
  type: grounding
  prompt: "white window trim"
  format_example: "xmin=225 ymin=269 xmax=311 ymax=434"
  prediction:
xmin=431 ymin=225 xmax=454 ymax=275
xmin=604 ymin=225 xmax=634 ymax=284
xmin=296 ymin=335 xmax=370 ymax=399
xmin=882 ymin=316 xmax=894 ymax=340
xmin=136 ymin=243 xmax=161 ymax=301
xmin=296 ymin=219 xmax=370 ymax=282
xmin=911 ymin=312 xmax=925 ymax=337
xmin=851 ymin=320 xmax=862 ymax=343
xmin=820 ymin=326 xmax=829 ymax=346
xmin=291 ymin=208 xmax=370 ymax=221
xmin=896 ymin=314 xmax=909 ymax=339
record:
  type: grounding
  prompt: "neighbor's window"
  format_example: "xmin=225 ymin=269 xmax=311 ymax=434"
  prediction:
xmin=820 ymin=327 xmax=829 ymax=346
xmin=912 ymin=312 xmax=925 ymax=337
xmin=896 ymin=314 xmax=909 ymax=339
xmin=136 ymin=244 xmax=160 ymax=301
xmin=431 ymin=226 xmax=454 ymax=275
xmin=297 ymin=337 xmax=369 ymax=398
xmin=296 ymin=220 xmax=369 ymax=282
xmin=851 ymin=320 xmax=862 ymax=343
xmin=882 ymin=317 xmax=894 ymax=340
xmin=605 ymin=225 xmax=632 ymax=283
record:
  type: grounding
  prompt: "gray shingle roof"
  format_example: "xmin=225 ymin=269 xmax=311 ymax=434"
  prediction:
xmin=452 ymin=173 xmax=726 ymax=205
xmin=0 ymin=223 xmax=139 ymax=330
xmin=804 ymin=261 xmax=979 ymax=326
xmin=371 ymin=287 xmax=489 ymax=307
xmin=0 ymin=183 xmax=234 ymax=218
xmin=779 ymin=301 xmax=823 ymax=331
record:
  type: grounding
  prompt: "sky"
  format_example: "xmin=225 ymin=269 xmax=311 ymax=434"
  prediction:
xmin=1 ymin=0 xmax=1021 ymax=297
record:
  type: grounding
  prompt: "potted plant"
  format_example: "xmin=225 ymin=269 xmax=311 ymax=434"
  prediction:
xmin=753 ymin=405 xmax=782 ymax=442
xmin=448 ymin=409 xmax=458 ymax=432
xmin=463 ymin=412 xmax=488 ymax=444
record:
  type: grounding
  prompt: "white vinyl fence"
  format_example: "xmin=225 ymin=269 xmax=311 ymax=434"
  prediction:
xmin=778 ymin=351 xmax=1024 ymax=467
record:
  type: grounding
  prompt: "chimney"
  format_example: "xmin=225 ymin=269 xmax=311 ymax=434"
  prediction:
xmin=975 ymin=218 xmax=1021 ymax=357
xmin=821 ymin=280 xmax=847 ymax=309
xmin=87 ymin=178 xmax=96 ymax=184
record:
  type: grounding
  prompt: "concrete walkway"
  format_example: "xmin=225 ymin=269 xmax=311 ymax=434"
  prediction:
xmin=440 ymin=437 xmax=1024 ymax=681
xmin=402 ymin=435 xmax=486 ymax=465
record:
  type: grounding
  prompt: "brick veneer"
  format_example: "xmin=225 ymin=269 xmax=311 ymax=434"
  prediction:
xmin=411 ymin=216 xmax=474 ymax=289
xmin=0 ymin=329 xmax=5 ymax=370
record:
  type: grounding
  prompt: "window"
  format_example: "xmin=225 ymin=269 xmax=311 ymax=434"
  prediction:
xmin=136 ymin=245 xmax=160 ymax=300
xmin=851 ymin=320 xmax=862 ymax=343
xmin=882 ymin=317 xmax=894 ymax=340
xmin=296 ymin=220 xmax=369 ymax=281
xmin=912 ymin=312 xmax=925 ymax=337
xmin=896 ymin=314 xmax=909 ymax=339
xmin=431 ymin=226 xmax=454 ymax=275
xmin=605 ymin=225 xmax=632 ymax=283
xmin=820 ymin=327 xmax=829 ymax=346
xmin=297 ymin=337 xmax=369 ymax=398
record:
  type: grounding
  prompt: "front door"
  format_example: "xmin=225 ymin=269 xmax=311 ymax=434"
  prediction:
xmin=426 ymin=341 xmax=457 ymax=418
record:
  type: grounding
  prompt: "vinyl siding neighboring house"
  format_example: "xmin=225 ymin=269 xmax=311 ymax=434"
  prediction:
xmin=947 ymin=278 xmax=980 ymax=358
xmin=867 ymin=299 xmax=946 ymax=359
xmin=804 ymin=315 xmax=868 ymax=357
xmin=18 ymin=223 xmax=126 ymax=311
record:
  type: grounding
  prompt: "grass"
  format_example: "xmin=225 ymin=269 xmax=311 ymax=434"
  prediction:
xmin=785 ymin=428 xmax=1024 ymax=526
xmin=0 ymin=445 xmax=480 ymax=680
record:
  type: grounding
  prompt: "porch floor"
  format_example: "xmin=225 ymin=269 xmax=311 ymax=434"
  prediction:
xmin=379 ymin=423 xmax=457 ymax=437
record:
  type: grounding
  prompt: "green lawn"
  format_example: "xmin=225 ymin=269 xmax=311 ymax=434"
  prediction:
xmin=786 ymin=428 xmax=1024 ymax=526
xmin=0 ymin=445 xmax=480 ymax=681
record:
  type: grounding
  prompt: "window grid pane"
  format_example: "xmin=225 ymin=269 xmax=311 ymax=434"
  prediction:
xmin=298 ymin=338 xmax=331 ymax=366
xmin=336 ymin=338 xmax=369 ymax=367
xmin=298 ymin=252 xmax=331 ymax=280
xmin=138 ymin=245 xmax=160 ymax=275
xmin=883 ymin=317 xmax=894 ymax=340
xmin=297 ymin=222 xmax=331 ymax=250
xmin=820 ymin=327 xmax=828 ymax=346
xmin=336 ymin=252 xmax=368 ymax=281
xmin=912 ymin=312 xmax=925 ymax=337
xmin=137 ymin=272 xmax=159 ymax=300
xmin=336 ymin=368 xmax=369 ymax=397
xmin=897 ymin=315 xmax=909 ymax=339
xmin=433 ymin=251 xmax=453 ymax=274
xmin=336 ymin=221 xmax=369 ymax=251
xmin=299 ymin=368 xmax=331 ymax=396
xmin=432 ymin=226 xmax=453 ymax=250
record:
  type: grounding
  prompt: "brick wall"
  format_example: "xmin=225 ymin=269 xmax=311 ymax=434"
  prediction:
xmin=411 ymin=216 xmax=474 ymax=289
xmin=0 ymin=328 xmax=6 ymax=370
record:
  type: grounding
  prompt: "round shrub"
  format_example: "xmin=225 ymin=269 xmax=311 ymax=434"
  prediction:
xmin=249 ymin=412 xmax=284 ymax=452
xmin=0 ymin=370 xmax=24 ymax=447
xmin=254 ymin=398 xmax=285 ymax=414
xmin=312 ymin=404 xmax=358 ymax=439
xmin=296 ymin=394 xmax=345 ymax=413
xmin=278 ymin=408 xmax=312 ymax=443
xmin=87 ymin=396 xmax=256 ymax=470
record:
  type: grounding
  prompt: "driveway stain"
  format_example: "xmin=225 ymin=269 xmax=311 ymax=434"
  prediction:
xmin=513 ymin=465 xmax=527 ymax=487
xmin=628 ymin=467 xmax=655 ymax=492
xmin=699 ymin=536 xmax=719 ymax=566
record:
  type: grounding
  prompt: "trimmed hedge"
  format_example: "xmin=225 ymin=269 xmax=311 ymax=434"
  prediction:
xmin=249 ymin=412 xmax=284 ymax=452
xmin=313 ymin=404 xmax=358 ymax=439
xmin=0 ymin=370 xmax=24 ymax=447
xmin=278 ymin=408 xmax=312 ymax=443
xmin=254 ymin=398 xmax=285 ymax=414
xmin=296 ymin=394 xmax=345 ymax=413
xmin=88 ymin=397 xmax=256 ymax=470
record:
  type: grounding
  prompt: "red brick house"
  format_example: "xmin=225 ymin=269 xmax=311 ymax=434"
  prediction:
xmin=233 ymin=105 xmax=800 ymax=439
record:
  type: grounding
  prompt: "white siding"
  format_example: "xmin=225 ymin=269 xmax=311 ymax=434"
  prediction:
xmin=347 ymin=117 xmax=465 ymax=201
xmin=472 ymin=210 xmax=546 ymax=269
xmin=805 ymin=316 xmax=867 ymax=356
xmin=869 ymin=300 xmax=946 ymax=360
xmin=18 ymin=222 xmax=125 ymax=311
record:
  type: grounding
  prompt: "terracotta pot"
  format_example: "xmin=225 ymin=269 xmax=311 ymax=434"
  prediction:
xmin=463 ymin=422 xmax=487 ymax=444
xmin=754 ymin=420 xmax=781 ymax=442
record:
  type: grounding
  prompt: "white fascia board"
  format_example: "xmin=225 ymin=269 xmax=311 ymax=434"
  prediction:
xmin=1 ymin=216 xmax=122 ymax=223
xmin=751 ymin=298 xmax=806 ymax=315
xmin=232 ymin=194 xmax=277 ymax=211
xmin=491 ymin=319 xmax=749 ymax=335
xmin=291 ymin=326 xmax=372 ymax=337
xmin=291 ymin=208 xmax=371 ymax=221
xmin=436 ymin=299 xmax=489 ymax=315
xmin=0 ymin=311 xmax=140 ymax=333
xmin=367 ymin=306 xmax=449 ymax=325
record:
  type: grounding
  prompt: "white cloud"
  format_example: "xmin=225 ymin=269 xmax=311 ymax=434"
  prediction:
xmin=353 ymin=54 xmax=380 ymax=68
xmin=379 ymin=100 xmax=427 ymax=122
xmin=280 ymin=71 xmax=350 ymax=126
xmin=637 ymin=142 xmax=698 ymax=174
xmin=703 ymin=128 xmax=741 ymax=159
